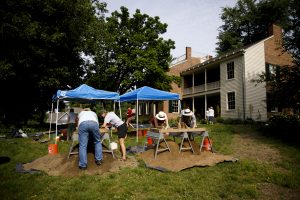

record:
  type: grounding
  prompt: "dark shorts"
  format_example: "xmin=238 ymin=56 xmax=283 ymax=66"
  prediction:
xmin=117 ymin=123 xmax=127 ymax=138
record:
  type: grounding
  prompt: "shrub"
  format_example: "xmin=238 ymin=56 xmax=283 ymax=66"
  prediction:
xmin=263 ymin=114 xmax=300 ymax=140
xmin=216 ymin=117 xmax=224 ymax=123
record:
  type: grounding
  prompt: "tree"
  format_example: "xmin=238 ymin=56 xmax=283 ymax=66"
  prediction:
xmin=85 ymin=6 xmax=175 ymax=94
xmin=217 ymin=0 xmax=300 ymax=112
xmin=0 ymin=0 xmax=106 ymax=125
xmin=216 ymin=0 xmax=289 ymax=55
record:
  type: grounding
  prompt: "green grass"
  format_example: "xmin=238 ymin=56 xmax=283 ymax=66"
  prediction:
xmin=1 ymin=124 xmax=300 ymax=199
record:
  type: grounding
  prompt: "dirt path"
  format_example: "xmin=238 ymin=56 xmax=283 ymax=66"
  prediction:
xmin=231 ymin=127 xmax=300 ymax=199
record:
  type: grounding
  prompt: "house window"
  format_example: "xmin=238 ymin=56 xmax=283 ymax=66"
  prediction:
xmin=227 ymin=92 xmax=235 ymax=110
xmin=270 ymin=106 xmax=278 ymax=112
xmin=138 ymin=102 xmax=150 ymax=115
xmin=266 ymin=63 xmax=278 ymax=81
xmin=169 ymin=100 xmax=179 ymax=113
xmin=227 ymin=62 xmax=234 ymax=79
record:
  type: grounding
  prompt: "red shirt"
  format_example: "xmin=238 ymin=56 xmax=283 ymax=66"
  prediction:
xmin=127 ymin=108 xmax=133 ymax=118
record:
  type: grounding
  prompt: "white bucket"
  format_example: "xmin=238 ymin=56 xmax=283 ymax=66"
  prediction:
xmin=109 ymin=142 xmax=118 ymax=150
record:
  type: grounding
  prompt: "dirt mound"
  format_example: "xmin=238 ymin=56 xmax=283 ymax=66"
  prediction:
xmin=23 ymin=152 xmax=138 ymax=177
xmin=139 ymin=140 xmax=237 ymax=172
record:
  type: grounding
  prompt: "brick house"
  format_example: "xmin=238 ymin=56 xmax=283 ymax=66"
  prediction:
xmin=161 ymin=47 xmax=211 ymax=119
xmin=178 ymin=24 xmax=293 ymax=121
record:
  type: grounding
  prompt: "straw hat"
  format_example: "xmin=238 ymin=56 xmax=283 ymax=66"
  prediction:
xmin=155 ymin=111 xmax=167 ymax=121
xmin=182 ymin=109 xmax=193 ymax=116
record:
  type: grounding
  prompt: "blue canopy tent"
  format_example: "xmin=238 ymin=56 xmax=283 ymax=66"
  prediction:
xmin=120 ymin=86 xmax=180 ymax=142
xmin=51 ymin=84 xmax=120 ymax=143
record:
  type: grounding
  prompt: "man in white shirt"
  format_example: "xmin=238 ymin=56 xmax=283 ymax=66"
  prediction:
xmin=77 ymin=108 xmax=102 ymax=170
xmin=208 ymin=106 xmax=215 ymax=124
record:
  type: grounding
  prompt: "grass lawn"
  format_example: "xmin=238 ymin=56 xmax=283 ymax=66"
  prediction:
xmin=0 ymin=124 xmax=300 ymax=199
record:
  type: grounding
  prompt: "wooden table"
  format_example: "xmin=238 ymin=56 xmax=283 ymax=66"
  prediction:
xmin=145 ymin=128 xmax=214 ymax=159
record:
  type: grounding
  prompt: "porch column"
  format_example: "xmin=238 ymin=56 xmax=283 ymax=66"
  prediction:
xmin=192 ymin=73 xmax=195 ymax=94
xmin=205 ymin=68 xmax=208 ymax=114
xmin=192 ymin=73 xmax=195 ymax=112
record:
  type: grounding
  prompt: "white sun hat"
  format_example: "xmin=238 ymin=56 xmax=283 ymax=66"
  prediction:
xmin=182 ymin=108 xmax=193 ymax=116
xmin=155 ymin=111 xmax=167 ymax=120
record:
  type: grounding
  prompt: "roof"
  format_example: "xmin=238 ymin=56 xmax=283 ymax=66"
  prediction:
xmin=120 ymin=86 xmax=180 ymax=102
xmin=55 ymin=84 xmax=119 ymax=102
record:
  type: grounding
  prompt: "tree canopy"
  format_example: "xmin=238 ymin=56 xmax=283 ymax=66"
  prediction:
xmin=85 ymin=6 xmax=175 ymax=94
xmin=0 ymin=0 xmax=106 ymax=125
xmin=216 ymin=0 xmax=290 ymax=55
xmin=217 ymin=0 xmax=300 ymax=112
xmin=0 ymin=1 xmax=175 ymax=125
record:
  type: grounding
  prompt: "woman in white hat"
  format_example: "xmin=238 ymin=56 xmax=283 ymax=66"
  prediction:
xmin=151 ymin=111 xmax=170 ymax=129
xmin=179 ymin=108 xmax=197 ymax=128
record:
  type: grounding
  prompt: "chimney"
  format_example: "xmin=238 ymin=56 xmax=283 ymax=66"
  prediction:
xmin=185 ymin=47 xmax=191 ymax=60
xmin=268 ymin=24 xmax=282 ymax=41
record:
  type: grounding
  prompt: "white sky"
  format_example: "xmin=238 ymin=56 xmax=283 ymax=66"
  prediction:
xmin=104 ymin=0 xmax=237 ymax=58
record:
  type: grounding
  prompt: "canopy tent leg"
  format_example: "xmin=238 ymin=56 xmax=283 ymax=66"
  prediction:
xmin=119 ymin=100 xmax=122 ymax=120
xmin=48 ymin=103 xmax=54 ymax=140
xmin=136 ymin=99 xmax=139 ymax=143
xmin=55 ymin=100 xmax=59 ymax=144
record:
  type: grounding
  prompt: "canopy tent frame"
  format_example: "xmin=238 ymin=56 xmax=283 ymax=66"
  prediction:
xmin=50 ymin=84 xmax=120 ymax=144
xmin=120 ymin=86 xmax=180 ymax=142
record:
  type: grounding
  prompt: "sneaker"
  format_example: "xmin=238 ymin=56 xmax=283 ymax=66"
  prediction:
xmin=95 ymin=160 xmax=103 ymax=166
xmin=79 ymin=166 xmax=87 ymax=170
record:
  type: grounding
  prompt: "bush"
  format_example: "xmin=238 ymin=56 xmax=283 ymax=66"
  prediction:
xmin=223 ymin=118 xmax=243 ymax=124
xmin=263 ymin=114 xmax=300 ymax=140
xmin=216 ymin=117 xmax=224 ymax=123
xmin=168 ymin=118 xmax=179 ymax=127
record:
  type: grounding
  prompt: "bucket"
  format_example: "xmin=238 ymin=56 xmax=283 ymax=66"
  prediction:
xmin=202 ymin=138 xmax=212 ymax=151
xmin=109 ymin=142 xmax=118 ymax=150
xmin=48 ymin=144 xmax=58 ymax=155
xmin=138 ymin=130 xmax=143 ymax=136
xmin=142 ymin=129 xmax=148 ymax=136
xmin=147 ymin=137 xmax=153 ymax=145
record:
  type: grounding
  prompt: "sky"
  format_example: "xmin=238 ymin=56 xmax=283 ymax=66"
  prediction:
xmin=104 ymin=0 xmax=237 ymax=59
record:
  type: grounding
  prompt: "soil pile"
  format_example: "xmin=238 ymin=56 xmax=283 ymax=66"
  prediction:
xmin=23 ymin=151 xmax=138 ymax=177
xmin=139 ymin=140 xmax=237 ymax=172
xmin=22 ymin=139 xmax=237 ymax=175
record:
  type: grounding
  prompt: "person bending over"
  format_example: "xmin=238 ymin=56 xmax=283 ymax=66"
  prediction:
xmin=77 ymin=108 xmax=103 ymax=170
xmin=179 ymin=108 xmax=197 ymax=128
xmin=101 ymin=110 xmax=128 ymax=161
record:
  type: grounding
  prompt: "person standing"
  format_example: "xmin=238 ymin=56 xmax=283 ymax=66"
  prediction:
xmin=208 ymin=106 xmax=215 ymax=124
xmin=77 ymin=108 xmax=103 ymax=170
xmin=126 ymin=106 xmax=135 ymax=127
xmin=101 ymin=110 xmax=128 ymax=161
xmin=205 ymin=108 xmax=210 ymax=124
xmin=67 ymin=108 xmax=77 ymax=141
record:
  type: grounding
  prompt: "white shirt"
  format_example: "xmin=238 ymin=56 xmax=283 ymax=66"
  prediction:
xmin=78 ymin=111 xmax=99 ymax=126
xmin=208 ymin=108 xmax=214 ymax=117
xmin=104 ymin=112 xmax=124 ymax=127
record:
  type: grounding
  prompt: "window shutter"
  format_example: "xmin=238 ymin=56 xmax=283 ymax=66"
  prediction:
xmin=168 ymin=101 xmax=172 ymax=113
